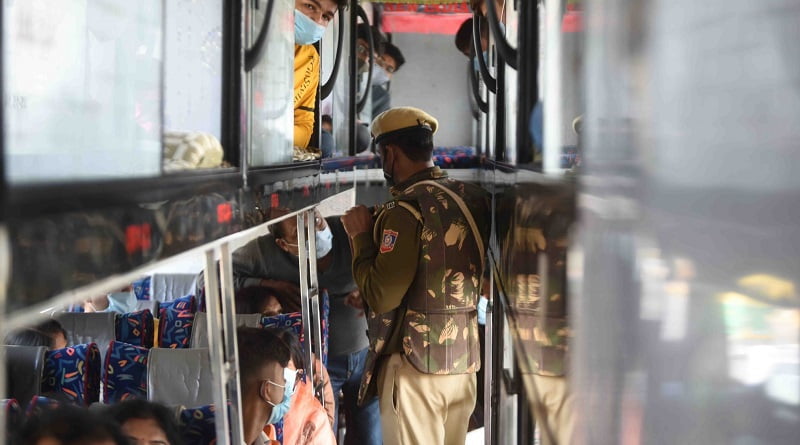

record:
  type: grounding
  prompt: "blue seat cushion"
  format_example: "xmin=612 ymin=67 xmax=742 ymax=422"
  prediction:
xmin=158 ymin=295 xmax=197 ymax=348
xmin=116 ymin=309 xmax=155 ymax=348
xmin=103 ymin=341 xmax=148 ymax=403
xmin=42 ymin=343 xmax=101 ymax=406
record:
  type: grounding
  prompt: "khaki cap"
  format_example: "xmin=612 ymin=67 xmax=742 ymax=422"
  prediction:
xmin=371 ymin=106 xmax=438 ymax=144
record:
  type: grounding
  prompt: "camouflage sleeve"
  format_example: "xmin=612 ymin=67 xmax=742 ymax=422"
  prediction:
xmin=351 ymin=205 xmax=422 ymax=314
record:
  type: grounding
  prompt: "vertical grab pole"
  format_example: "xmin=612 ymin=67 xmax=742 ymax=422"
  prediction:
xmin=484 ymin=263 xmax=495 ymax=445
xmin=204 ymin=249 xmax=233 ymax=444
xmin=306 ymin=209 xmax=324 ymax=407
xmin=219 ymin=243 xmax=245 ymax=445
xmin=297 ymin=213 xmax=315 ymax=390
xmin=0 ymin=227 xmax=10 ymax=443
xmin=544 ymin=0 xmax=565 ymax=174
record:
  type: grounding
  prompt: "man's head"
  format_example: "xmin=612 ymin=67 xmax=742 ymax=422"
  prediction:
xmin=371 ymin=107 xmax=438 ymax=186
xmin=270 ymin=209 xmax=329 ymax=258
xmin=106 ymin=400 xmax=182 ymax=445
xmin=294 ymin=0 xmax=348 ymax=45
xmin=237 ymin=327 xmax=291 ymax=429
xmin=455 ymin=17 xmax=489 ymax=57
xmin=379 ymin=42 xmax=405 ymax=78
xmin=321 ymin=114 xmax=333 ymax=133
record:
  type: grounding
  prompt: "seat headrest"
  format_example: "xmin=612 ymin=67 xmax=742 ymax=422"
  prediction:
xmin=54 ymin=312 xmax=117 ymax=350
xmin=2 ymin=345 xmax=47 ymax=408
xmin=189 ymin=312 xmax=263 ymax=348
xmin=151 ymin=274 xmax=198 ymax=302
xmin=147 ymin=348 xmax=213 ymax=407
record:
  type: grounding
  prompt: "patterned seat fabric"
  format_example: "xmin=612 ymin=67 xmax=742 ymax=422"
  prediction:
xmin=42 ymin=343 xmax=101 ymax=406
xmin=260 ymin=312 xmax=303 ymax=341
xmin=103 ymin=341 xmax=149 ymax=403
xmin=158 ymin=295 xmax=197 ymax=348
xmin=2 ymin=399 xmax=21 ymax=438
xmin=116 ymin=309 xmax=155 ymax=348
xmin=132 ymin=276 xmax=152 ymax=300
xmin=179 ymin=404 xmax=217 ymax=445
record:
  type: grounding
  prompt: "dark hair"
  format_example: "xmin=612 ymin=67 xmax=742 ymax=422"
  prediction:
xmin=382 ymin=42 xmax=405 ymax=71
xmin=106 ymin=400 xmax=182 ymax=445
xmin=5 ymin=328 xmax=53 ymax=349
xmin=356 ymin=23 xmax=371 ymax=43
xmin=380 ymin=127 xmax=434 ymax=162
xmin=235 ymin=287 xmax=282 ymax=314
xmin=321 ymin=114 xmax=333 ymax=126
xmin=36 ymin=319 xmax=67 ymax=341
xmin=18 ymin=405 xmax=127 ymax=445
xmin=237 ymin=327 xmax=290 ymax=386
xmin=270 ymin=327 xmax=306 ymax=372
xmin=455 ymin=17 xmax=488 ymax=55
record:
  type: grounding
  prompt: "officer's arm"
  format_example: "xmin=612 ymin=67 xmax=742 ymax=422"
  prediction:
xmin=231 ymin=237 xmax=272 ymax=290
xmin=351 ymin=207 xmax=421 ymax=314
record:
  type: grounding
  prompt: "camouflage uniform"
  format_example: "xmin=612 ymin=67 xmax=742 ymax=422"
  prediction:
xmin=351 ymin=167 xmax=490 ymax=405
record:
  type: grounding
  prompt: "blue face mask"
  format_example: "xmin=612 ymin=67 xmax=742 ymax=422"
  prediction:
xmin=473 ymin=50 xmax=489 ymax=72
xmin=294 ymin=9 xmax=326 ymax=45
xmin=315 ymin=225 xmax=334 ymax=259
xmin=371 ymin=64 xmax=391 ymax=87
xmin=106 ymin=291 xmax=136 ymax=314
xmin=266 ymin=368 xmax=298 ymax=425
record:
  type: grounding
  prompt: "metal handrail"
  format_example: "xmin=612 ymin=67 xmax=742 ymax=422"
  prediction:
xmin=320 ymin=7 xmax=345 ymax=100
xmin=473 ymin=12 xmax=497 ymax=94
xmin=355 ymin=6 xmax=374 ymax=114
xmin=486 ymin=0 xmax=519 ymax=70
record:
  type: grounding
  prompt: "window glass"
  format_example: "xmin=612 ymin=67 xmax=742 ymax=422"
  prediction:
xmin=4 ymin=0 xmax=163 ymax=184
xmin=248 ymin=0 xmax=294 ymax=166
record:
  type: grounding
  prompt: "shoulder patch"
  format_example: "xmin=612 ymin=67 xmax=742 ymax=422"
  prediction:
xmin=380 ymin=229 xmax=399 ymax=254
xmin=385 ymin=201 xmax=396 ymax=210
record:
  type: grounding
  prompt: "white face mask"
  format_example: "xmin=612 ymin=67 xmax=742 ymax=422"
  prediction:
xmin=371 ymin=63 xmax=391 ymax=87
xmin=315 ymin=225 xmax=334 ymax=259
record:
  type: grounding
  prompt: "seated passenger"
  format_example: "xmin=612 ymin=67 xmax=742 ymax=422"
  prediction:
xmin=17 ymin=405 xmax=127 ymax=445
xmin=237 ymin=327 xmax=294 ymax=445
xmin=5 ymin=319 xmax=68 ymax=350
xmin=84 ymin=287 xmax=137 ymax=314
xmin=105 ymin=400 xmax=182 ymax=445
xmin=232 ymin=208 xmax=381 ymax=444
xmin=271 ymin=328 xmax=336 ymax=445
xmin=294 ymin=0 xmax=349 ymax=151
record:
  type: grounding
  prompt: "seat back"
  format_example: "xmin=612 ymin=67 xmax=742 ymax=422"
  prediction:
xmin=179 ymin=404 xmax=217 ymax=445
xmin=116 ymin=309 xmax=155 ymax=348
xmin=189 ymin=312 xmax=262 ymax=348
xmin=133 ymin=300 xmax=159 ymax=314
xmin=2 ymin=398 xmax=21 ymax=438
xmin=103 ymin=341 xmax=149 ymax=403
xmin=2 ymin=345 xmax=46 ymax=408
xmin=158 ymin=295 xmax=197 ymax=348
xmin=42 ymin=343 xmax=102 ymax=406
xmin=54 ymin=312 xmax=117 ymax=351
xmin=151 ymin=273 xmax=198 ymax=302
xmin=147 ymin=348 xmax=213 ymax=407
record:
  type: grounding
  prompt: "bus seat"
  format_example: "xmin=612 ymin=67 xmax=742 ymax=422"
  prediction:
xmin=2 ymin=345 xmax=46 ymax=409
xmin=116 ymin=309 xmax=155 ymax=348
xmin=25 ymin=395 xmax=59 ymax=417
xmin=132 ymin=276 xmax=152 ymax=300
xmin=147 ymin=348 xmax=213 ymax=407
xmin=179 ymin=404 xmax=217 ymax=445
xmin=42 ymin=343 xmax=102 ymax=406
xmin=54 ymin=312 xmax=117 ymax=353
xmin=189 ymin=312 xmax=262 ymax=348
xmin=158 ymin=295 xmax=197 ymax=348
xmin=132 ymin=300 xmax=159 ymax=314
xmin=151 ymin=273 xmax=198 ymax=303
xmin=260 ymin=312 xmax=303 ymax=341
xmin=103 ymin=341 xmax=149 ymax=403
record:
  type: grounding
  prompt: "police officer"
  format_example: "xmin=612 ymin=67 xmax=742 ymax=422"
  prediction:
xmin=341 ymin=107 xmax=490 ymax=445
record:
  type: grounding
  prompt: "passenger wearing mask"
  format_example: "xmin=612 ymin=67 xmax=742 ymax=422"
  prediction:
xmin=455 ymin=17 xmax=489 ymax=71
xmin=83 ymin=286 xmax=137 ymax=314
xmin=106 ymin=400 xmax=182 ymax=445
xmin=271 ymin=328 xmax=337 ymax=445
xmin=237 ymin=327 xmax=294 ymax=445
xmin=231 ymin=207 xmax=382 ymax=445
xmin=371 ymin=42 xmax=405 ymax=118
xmin=294 ymin=0 xmax=349 ymax=151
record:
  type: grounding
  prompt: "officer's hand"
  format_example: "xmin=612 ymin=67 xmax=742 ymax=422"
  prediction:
xmin=341 ymin=205 xmax=373 ymax=238
xmin=344 ymin=290 xmax=365 ymax=317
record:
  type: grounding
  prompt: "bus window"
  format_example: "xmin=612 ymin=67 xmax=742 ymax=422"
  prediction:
xmin=4 ymin=0 xmax=163 ymax=184
xmin=247 ymin=0 xmax=294 ymax=166
xmin=162 ymin=0 xmax=224 ymax=172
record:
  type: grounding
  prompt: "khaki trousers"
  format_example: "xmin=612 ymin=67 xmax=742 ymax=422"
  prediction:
xmin=529 ymin=374 xmax=575 ymax=445
xmin=377 ymin=353 xmax=476 ymax=445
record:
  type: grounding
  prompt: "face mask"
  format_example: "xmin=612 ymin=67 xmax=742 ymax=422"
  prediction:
xmin=265 ymin=368 xmax=298 ymax=425
xmin=106 ymin=292 xmax=136 ymax=314
xmin=294 ymin=9 xmax=326 ymax=45
xmin=315 ymin=225 xmax=334 ymax=259
xmin=473 ymin=50 xmax=489 ymax=72
xmin=371 ymin=64 xmax=391 ymax=87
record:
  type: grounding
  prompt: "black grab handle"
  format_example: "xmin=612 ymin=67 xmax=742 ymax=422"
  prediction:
xmin=320 ymin=7 xmax=345 ymax=100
